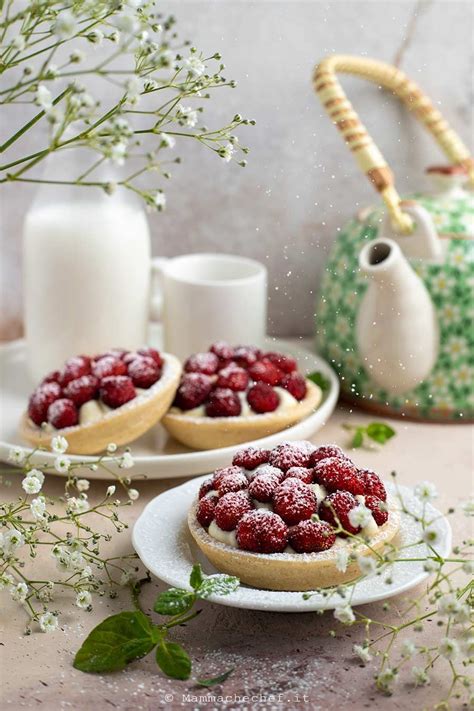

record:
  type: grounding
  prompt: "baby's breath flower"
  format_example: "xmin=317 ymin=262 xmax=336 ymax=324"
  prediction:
xmin=376 ymin=667 xmax=398 ymax=692
xmin=75 ymin=590 xmax=92 ymax=609
xmin=348 ymin=504 xmax=373 ymax=529
xmin=76 ymin=479 xmax=90 ymax=492
xmin=128 ymin=488 xmax=139 ymax=501
xmin=1 ymin=528 xmax=25 ymax=553
xmin=334 ymin=604 xmax=355 ymax=625
xmin=184 ymin=55 xmax=206 ymax=77
xmin=218 ymin=143 xmax=235 ymax=163
xmin=462 ymin=498 xmax=474 ymax=517
xmin=401 ymin=639 xmax=416 ymax=658
xmin=8 ymin=447 xmax=26 ymax=465
xmin=30 ymin=496 xmax=47 ymax=521
xmin=12 ymin=36 xmax=25 ymax=51
xmin=107 ymin=443 xmax=117 ymax=454
xmin=38 ymin=611 xmax=58 ymax=633
xmin=109 ymin=141 xmax=128 ymax=165
xmin=335 ymin=548 xmax=349 ymax=573
xmin=411 ymin=666 xmax=430 ymax=686
xmin=462 ymin=560 xmax=474 ymax=574
xmin=439 ymin=637 xmax=459 ymax=660
xmin=119 ymin=452 xmax=134 ymax=469
xmin=438 ymin=593 xmax=460 ymax=617
xmin=22 ymin=474 xmax=42 ymax=495
xmin=52 ymin=10 xmax=77 ymax=39
xmin=51 ymin=436 xmax=68 ymax=454
xmin=0 ymin=573 xmax=14 ymax=590
xmin=353 ymin=643 xmax=372 ymax=663
xmin=422 ymin=526 xmax=440 ymax=545
xmin=159 ymin=133 xmax=176 ymax=149
xmin=357 ymin=555 xmax=376 ymax=576
xmin=35 ymin=85 xmax=53 ymax=110
xmin=176 ymin=105 xmax=198 ymax=128
xmin=70 ymin=49 xmax=85 ymax=63
xmin=67 ymin=496 xmax=89 ymax=515
xmin=10 ymin=581 xmax=28 ymax=602
xmin=54 ymin=455 xmax=71 ymax=474
xmin=87 ymin=29 xmax=104 ymax=45
xmin=106 ymin=485 xmax=116 ymax=498
xmin=423 ymin=557 xmax=441 ymax=573
xmin=414 ymin=481 xmax=438 ymax=502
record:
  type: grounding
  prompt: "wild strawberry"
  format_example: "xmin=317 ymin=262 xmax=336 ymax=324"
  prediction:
xmin=284 ymin=466 xmax=313 ymax=484
xmin=273 ymin=478 xmax=317 ymax=525
xmin=42 ymin=370 xmax=60 ymax=385
xmin=28 ymin=382 xmax=62 ymax=426
xmin=247 ymin=383 xmax=279 ymax=413
xmin=289 ymin=519 xmax=336 ymax=553
xmin=128 ymin=356 xmax=161 ymax=388
xmin=100 ymin=375 xmax=136 ymax=408
xmin=364 ymin=495 xmax=388 ymax=526
xmin=281 ymin=372 xmax=307 ymax=401
xmin=63 ymin=374 xmax=99 ymax=407
xmin=96 ymin=349 xmax=128 ymax=361
xmin=137 ymin=347 xmax=163 ymax=368
xmin=92 ymin=355 xmax=127 ymax=380
xmin=47 ymin=398 xmax=79 ymax=429
xmin=269 ymin=442 xmax=314 ymax=471
xmin=210 ymin=341 xmax=234 ymax=362
xmin=199 ymin=478 xmax=214 ymax=499
xmin=232 ymin=446 xmax=270 ymax=470
xmin=214 ymin=491 xmax=253 ymax=531
xmin=212 ymin=465 xmax=244 ymax=489
xmin=216 ymin=364 xmax=249 ymax=391
xmin=184 ymin=352 xmax=219 ymax=375
xmin=248 ymin=472 xmax=281 ymax=502
xmin=263 ymin=351 xmax=297 ymax=373
xmin=214 ymin=470 xmax=248 ymax=496
xmin=174 ymin=373 xmax=213 ymax=410
xmin=248 ymin=359 xmax=284 ymax=386
xmin=196 ymin=495 xmax=217 ymax=527
xmin=314 ymin=457 xmax=365 ymax=495
xmin=59 ymin=356 xmax=91 ymax=387
xmin=308 ymin=444 xmax=347 ymax=466
xmin=252 ymin=464 xmax=285 ymax=482
xmin=236 ymin=510 xmax=288 ymax=553
xmin=233 ymin=346 xmax=261 ymax=368
xmin=205 ymin=388 xmax=241 ymax=417
xmin=319 ymin=491 xmax=360 ymax=535
xmin=359 ymin=469 xmax=387 ymax=501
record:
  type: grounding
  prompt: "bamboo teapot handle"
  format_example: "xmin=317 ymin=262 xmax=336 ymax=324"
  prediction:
xmin=313 ymin=55 xmax=474 ymax=234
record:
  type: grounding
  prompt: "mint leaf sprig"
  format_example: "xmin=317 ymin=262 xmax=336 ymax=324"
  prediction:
xmin=307 ymin=370 xmax=330 ymax=391
xmin=73 ymin=564 xmax=238 ymax=682
xmin=343 ymin=421 xmax=396 ymax=449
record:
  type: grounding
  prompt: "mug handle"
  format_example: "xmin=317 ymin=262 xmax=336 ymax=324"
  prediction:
xmin=150 ymin=257 xmax=168 ymax=322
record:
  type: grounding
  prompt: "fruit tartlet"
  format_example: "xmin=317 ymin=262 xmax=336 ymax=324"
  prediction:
xmin=188 ymin=441 xmax=400 ymax=591
xmin=21 ymin=348 xmax=181 ymax=455
xmin=162 ymin=343 xmax=323 ymax=450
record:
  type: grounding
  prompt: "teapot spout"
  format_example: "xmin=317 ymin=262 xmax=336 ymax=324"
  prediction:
xmin=356 ymin=238 xmax=439 ymax=394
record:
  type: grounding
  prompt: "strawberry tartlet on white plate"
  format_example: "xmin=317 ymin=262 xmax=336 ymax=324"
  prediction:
xmin=188 ymin=441 xmax=400 ymax=591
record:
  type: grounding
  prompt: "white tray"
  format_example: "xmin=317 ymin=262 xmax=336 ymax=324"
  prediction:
xmin=0 ymin=337 xmax=339 ymax=479
xmin=132 ymin=479 xmax=452 ymax=612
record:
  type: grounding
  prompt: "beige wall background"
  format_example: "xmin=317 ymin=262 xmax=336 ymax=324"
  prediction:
xmin=1 ymin=0 xmax=473 ymax=339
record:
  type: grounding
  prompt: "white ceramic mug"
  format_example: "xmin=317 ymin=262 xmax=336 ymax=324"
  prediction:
xmin=151 ymin=253 xmax=267 ymax=359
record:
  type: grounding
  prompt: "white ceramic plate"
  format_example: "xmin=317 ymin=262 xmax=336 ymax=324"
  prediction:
xmin=132 ymin=479 xmax=452 ymax=612
xmin=0 ymin=337 xmax=338 ymax=479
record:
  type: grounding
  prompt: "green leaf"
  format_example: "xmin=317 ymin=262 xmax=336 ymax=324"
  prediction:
xmin=366 ymin=422 xmax=396 ymax=444
xmin=154 ymin=588 xmax=196 ymax=616
xmin=155 ymin=640 xmax=191 ymax=680
xmin=189 ymin=563 xmax=204 ymax=590
xmin=197 ymin=574 xmax=239 ymax=599
xmin=306 ymin=370 xmax=330 ymax=391
xmin=352 ymin=429 xmax=364 ymax=448
xmin=196 ymin=667 xmax=234 ymax=687
xmin=73 ymin=611 xmax=158 ymax=673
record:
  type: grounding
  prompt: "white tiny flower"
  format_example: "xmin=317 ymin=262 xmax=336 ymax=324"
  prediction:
xmin=109 ymin=141 xmax=127 ymax=165
xmin=52 ymin=10 xmax=77 ymax=39
xmin=115 ymin=13 xmax=139 ymax=36
xmin=421 ymin=527 xmax=440 ymax=545
xmin=38 ymin=611 xmax=58 ymax=633
xmin=107 ymin=443 xmax=117 ymax=454
xmin=8 ymin=447 xmax=26 ymax=465
xmin=176 ymin=104 xmax=198 ymax=128
xmin=414 ymin=481 xmax=438 ymax=502
xmin=412 ymin=666 xmax=430 ymax=686
xmin=0 ymin=573 xmax=14 ymax=590
xmin=87 ymin=29 xmax=104 ymax=45
xmin=462 ymin=498 xmax=474 ymax=517
xmin=67 ymin=497 xmax=89 ymax=515
xmin=348 ymin=504 xmax=373 ymax=530
xmin=159 ymin=133 xmax=175 ymax=149
xmin=462 ymin=560 xmax=474 ymax=574
xmin=12 ymin=36 xmax=25 ymax=51
xmin=119 ymin=452 xmax=134 ymax=469
xmin=376 ymin=668 xmax=398 ymax=690
xmin=460 ymin=633 xmax=474 ymax=656
xmin=76 ymin=479 xmax=90 ymax=493
xmin=334 ymin=604 xmax=355 ymax=625
xmin=438 ymin=593 xmax=460 ymax=617
xmin=51 ymin=435 xmax=68 ymax=454
xmin=106 ymin=485 xmax=116 ymax=498
xmin=80 ymin=566 xmax=93 ymax=579
xmin=30 ymin=496 xmax=47 ymax=521
xmin=28 ymin=469 xmax=45 ymax=485
xmin=423 ymin=558 xmax=440 ymax=573
xmin=109 ymin=30 xmax=120 ymax=43
xmin=454 ymin=603 xmax=471 ymax=625
xmin=70 ymin=49 xmax=85 ymax=63
xmin=76 ymin=590 xmax=92 ymax=609
xmin=353 ymin=643 xmax=372 ymax=664
xmin=335 ymin=548 xmax=349 ymax=573
xmin=2 ymin=528 xmax=25 ymax=553
xmin=22 ymin=475 xmax=42 ymax=495
xmin=184 ymin=55 xmax=206 ymax=77
xmin=219 ymin=143 xmax=235 ymax=163
xmin=401 ymin=639 xmax=416 ymax=658
xmin=54 ymin=455 xmax=71 ymax=473
xmin=439 ymin=637 xmax=459 ymax=660
xmin=69 ymin=551 xmax=85 ymax=570
xmin=357 ymin=555 xmax=376 ymax=576
xmin=35 ymin=85 xmax=52 ymax=110
xmin=128 ymin=488 xmax=139 ymax=501
xmin=10 ymin=581 xmax=28 ymax=602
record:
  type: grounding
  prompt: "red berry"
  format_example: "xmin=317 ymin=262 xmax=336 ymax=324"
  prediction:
xmin=248 ymin=472 xmax=281 ymax=502
xmin=184 ymin=352 xmax=219 ymax=375
xmin=63 ymin=374 xmax=99 ymax=407
xmin=263 ymin=352 xmax=297 ymax=373
xmin=248 ymin=359 xmax=284 ymax=386
xmin=205 ymin=388 xmax=241 ymax=417
xmin=364 ymin=495 xmax=388 ymax=525
xmin=251 ymin=464 xmax=285 ymax=482
xmin=216 ymin=364 xmax=249 ymax=391
xmin=92 ymin=355 xmax=127 ymax=380
xmin=199 ymin=478 xmax=214 ymax=499
xmin=232 ymin=446 xmax=271 ymax=470
xmin=215 ymin=470 xmax=248 ymax=496
xmin=28 ymin=382 xmax=62 ymax=426
xmin=42 ymin=370 xmax=60 ymax=385
xmin=128 ymin=356 xmax=161 ymax=389
xmin=59 ymin=356 xmax=91 ymax=387
xmin=196 ymin=495 xmax=217 ymax=527
xmin=284 ymin=466 xmax=313 ymax=484
xmin=281 ymin=372 xmax=307 ymax=401
xmin=273 ymin=478 xmax=317 ymax=525
xmin=233 ymin=346 xmax=261 ymax=368
xmin=100 ymin=375 xmax=136 ymax=408
xmin=174 ymin=373 xmax=213 ymax=410
xmin=314 ymin=457 xmax=365 ymax=495
xmin=214 ymin=491 xmax=253 ymax=531
xmin=309 ymin=444 xmax=347 ymax=466
xmin=359 ymin=469 xmax=387 ymax=501
xmin=212 ymin=465 xmax=244 ymax=488
xmin=319 ymin=491 xmax=360 ymax=535
xmin=247 ymin=383 xmax=279 ymax=413
xmin=47 ymin=398 xmax=79 ymax=429
xmin=269 ymin=442 xmax=314 ymax=471
xmin=210 ymin=341 xmax=234 ymax=362
xmin=236 ymin=510 xmax=288 ymax=553
xmin=96 ymin=349 xmax=128 ymax=361
xmin=289 ymin=519 xmax=336 ymax=553
xmin=137 ymin=347 xmax=163 ymax=368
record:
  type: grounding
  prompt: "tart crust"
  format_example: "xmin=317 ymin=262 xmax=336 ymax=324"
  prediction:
xmin=163 ymin=380 xmax=323 ymax=450
xmin=20 ymin=354 xmax=182 ymax=455
xmin=188 ymin=496 xmax=401 ymax=591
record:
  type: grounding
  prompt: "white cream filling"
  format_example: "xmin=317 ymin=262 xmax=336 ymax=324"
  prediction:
xmin=208 ymin=520 xmax=238 ymax=547
xmin=252 ymin=499 xmax=273 ymax=511
xmin=311 ymin=483 xmax=327 ymax=504
xmin=174 ymin=385 xmax=298 ymax=419
xmin=356 ymin=494 xmax=379 ymax=539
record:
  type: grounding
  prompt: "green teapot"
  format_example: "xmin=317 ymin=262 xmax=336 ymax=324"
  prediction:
xmin=313 ymin=55 xmax=474 ymax=422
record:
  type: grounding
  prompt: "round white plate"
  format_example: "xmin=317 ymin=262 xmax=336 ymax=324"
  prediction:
xmin=132 ymin=478 xmax=452 ymax=612
xmin=0 ymin=337 xmax=338 ymax=479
